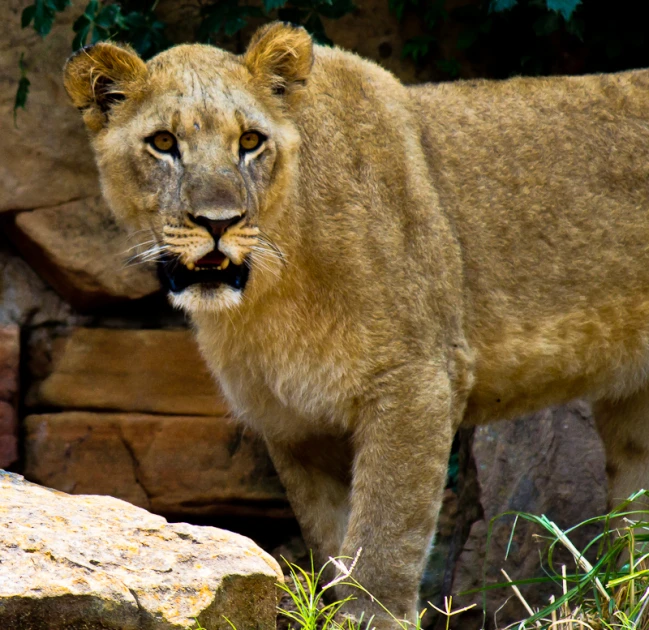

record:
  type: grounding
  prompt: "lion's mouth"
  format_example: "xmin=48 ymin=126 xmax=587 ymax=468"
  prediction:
xmin=157 ymin=250 xmax=249 ymax=293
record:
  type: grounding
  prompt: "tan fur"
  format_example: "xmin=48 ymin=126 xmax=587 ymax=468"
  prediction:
xmin=64 ymin=25 xmax=649 ymax=627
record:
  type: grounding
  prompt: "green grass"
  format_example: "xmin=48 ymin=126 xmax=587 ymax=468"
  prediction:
xmin=193 ymin=490 xmax=649 ymax=629
xmin=191 ymin=547 xmax=474 ymax=629
xmin=472 ymin=489 xmax=649 ymax=629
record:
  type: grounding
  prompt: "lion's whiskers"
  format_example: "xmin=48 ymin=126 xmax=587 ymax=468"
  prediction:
xmin=124 ymin=242 xmax=169 ymax=267
xmin=257 ymin=230 xmax=288 ymax=267
xmin=122 ymin=238 xmax=159 ymax=255
xmin=249 ymin=248 xmax=282 ymax=280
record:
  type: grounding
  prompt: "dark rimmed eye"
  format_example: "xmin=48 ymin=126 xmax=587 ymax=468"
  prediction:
xmin=147 ymin=131 xmax=178 ymax=155
xmin=240 ymin=131 xmax=265 ymax=153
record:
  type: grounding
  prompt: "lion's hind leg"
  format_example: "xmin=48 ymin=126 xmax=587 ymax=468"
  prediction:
xmin=593 ymin=387 xmax=649 ymax=513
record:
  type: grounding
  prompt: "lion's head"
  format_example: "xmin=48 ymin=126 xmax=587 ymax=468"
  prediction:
xmin=64 ymin=23 xmax=313 ymax=312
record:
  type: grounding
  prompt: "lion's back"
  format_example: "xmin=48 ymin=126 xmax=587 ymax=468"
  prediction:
xmin=410 ymin=70 xmax=649 ymax=423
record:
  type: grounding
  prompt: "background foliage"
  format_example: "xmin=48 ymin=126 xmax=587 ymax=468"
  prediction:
xmin=394 ymin=0 xmax=649 ymax=79
xmin=14 ymin=0 xmax=649 ymax=116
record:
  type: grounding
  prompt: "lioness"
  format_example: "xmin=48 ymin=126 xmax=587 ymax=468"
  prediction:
xmin=63 ymin=22 xmax=649 ymax=627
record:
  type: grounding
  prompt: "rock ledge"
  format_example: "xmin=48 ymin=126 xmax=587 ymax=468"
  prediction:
xmin=0 ymin=472 xmax=282 ymax=629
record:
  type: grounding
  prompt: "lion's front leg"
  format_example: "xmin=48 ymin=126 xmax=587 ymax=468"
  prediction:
xmin=337 ymin=369 xmax=455 ymax=629
xmin=265 ymin=434 xmax=353 ymax=572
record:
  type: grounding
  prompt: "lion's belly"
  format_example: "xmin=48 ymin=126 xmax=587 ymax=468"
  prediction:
xmin=463 ymin=297 xmax=649 ymax=425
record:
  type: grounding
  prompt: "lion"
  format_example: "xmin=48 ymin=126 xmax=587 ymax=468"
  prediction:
xmin=63 ymin=22 xmax=649 ymax=628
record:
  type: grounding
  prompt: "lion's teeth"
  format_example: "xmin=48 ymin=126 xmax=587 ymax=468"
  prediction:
xmin=186 ymin=261 xmax=195 ymax=271
xmin=219 ymin=258 xmax=230 ymax=270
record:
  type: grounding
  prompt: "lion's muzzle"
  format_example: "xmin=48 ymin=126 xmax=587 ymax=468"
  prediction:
xmin=158 ymin=213 xmax=251 ymax=294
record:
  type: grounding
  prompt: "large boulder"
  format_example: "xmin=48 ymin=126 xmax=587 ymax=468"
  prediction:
xmin=8 ymin=197 xmax=160 ymax=310
xmin=0 ymin=471 xmax=283 ymax=630
xmin=0 ymin=1 xmax=99 ymax=212
xmin=0 ymin=325 xmax=19 ymax=468
xmin=24 ymin=411 xmax=288 ymax=518
xmin=32 ymin=328 xmax=227 ymax=416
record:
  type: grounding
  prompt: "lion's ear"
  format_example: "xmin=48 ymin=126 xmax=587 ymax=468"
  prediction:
xmin=244 ymin=22 xmax=314 ymax=96
xmin=63 ymin=42 xmax=147 ymax=132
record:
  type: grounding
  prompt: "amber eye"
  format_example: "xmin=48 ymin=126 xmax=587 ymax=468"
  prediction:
xmin=150 ymin=131 xmax=177 ymax=153
xmin=240 ymin=131 xmax=263 ymax=152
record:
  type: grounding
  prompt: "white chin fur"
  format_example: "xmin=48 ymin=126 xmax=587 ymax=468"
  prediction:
xmin=169 ymin=284 xmax=243 ymax=313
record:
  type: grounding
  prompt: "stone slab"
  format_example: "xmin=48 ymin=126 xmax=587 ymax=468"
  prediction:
xmin=9 ymin=198 xmax=159 ymax=310
xmin=0 ymin=471 xmax=282 ymax=629
xmin=34 ymin=328 xmax=228 ymax=416
xmin=24 ymin=411 xmax=288 ymax=518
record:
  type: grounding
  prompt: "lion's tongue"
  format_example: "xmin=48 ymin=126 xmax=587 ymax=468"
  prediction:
xmin=196 ymin=250 xmax=226 ymax=266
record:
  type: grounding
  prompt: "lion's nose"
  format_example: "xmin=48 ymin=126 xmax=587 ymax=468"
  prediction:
xmin=188 ymin=214 xmax=242 ymax=241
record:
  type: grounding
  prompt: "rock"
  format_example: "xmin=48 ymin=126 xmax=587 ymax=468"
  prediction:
xmin=0 ymin=238 xmax=80 ymax=327
xmin=0 ymin=325 xmax=19 ymax=468
xmin=8 ymin=197 xmax=160 ymax=310
xmin=0 ymin=471 xmax=282 ymax=629
xmin=24 ymin=411 xmax=288 ymax=518
xmin=33 ymin=328 xmax=228 ymax=416
xmin=0 ymin=1 xmax=99 ymax=212
xmin=450 ymin=402 xmax=607 ymax=629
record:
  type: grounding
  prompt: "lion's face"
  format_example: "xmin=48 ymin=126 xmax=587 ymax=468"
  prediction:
xmin=64 ymin=25 xmax=312 ymax=312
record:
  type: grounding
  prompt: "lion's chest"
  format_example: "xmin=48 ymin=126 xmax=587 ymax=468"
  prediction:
xmin=194 ymin=310 xmax=364 ymax=441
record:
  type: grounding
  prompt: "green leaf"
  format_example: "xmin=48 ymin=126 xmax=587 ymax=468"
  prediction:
xmin=83 ymin=0 xmax=99 ymax=19
xmin=72 ymin=13 xmax=90 ymax=33
xmin=223 ymin=15 xmax=247 ymax=36
xmin=13 ymin=53 xmax=30 ymax=127
xmin=25 ymin=0 xmax=69 ymax=36
xmin=21 ymin=5 xmax=36 ymax=29
xmin=199 ymin=0 xmax=257 ymax=40
xmin=72 ymin=21 xmax=90 ymax=50
xmin=545 ymin=0 xmax=581 ymax=21
xmin=45 ymin=0 xmax=70 ymax=11
xmin=263 ymin=0 xmax=287 ymax=11
xmin=122 ymin=11 xmax=148 ymax=29
xmin=95 ymin=4 xmax=122 ymax=29
xmin=490 ymin=0 xmax=518 ymax=12
xmin=33 ymin=0 xmax=56 ymax=36
xmin=91 ymin=24 xmax=110 ymax=44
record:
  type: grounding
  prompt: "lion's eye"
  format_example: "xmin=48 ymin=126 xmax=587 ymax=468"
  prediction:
xmin=240 ymin=131 xmax=264 ymax=152
xmin=149 ymin=131 xmax=177 ymax=154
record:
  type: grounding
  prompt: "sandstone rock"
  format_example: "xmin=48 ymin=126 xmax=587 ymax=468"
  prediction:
xmin=0 ymin=471 xmax=282 ymax=629
xmin=0 ymin=1 xmax=99 ymax=212
xmin=33 ymin=328 xmax=228 ymax=416
xmin=8 ymin=197 xmax=160 ymax=309
xmin=450 ymin=402 xmax=607 ymax=629
xmin=24 ymin=411 xmax=288 ymax=518
xmin=0 ymin=325 xmax=19 ymax=468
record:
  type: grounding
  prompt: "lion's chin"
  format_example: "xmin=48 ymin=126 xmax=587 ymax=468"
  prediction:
xmin=168 ymin=284 xmax=244 ymax=313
